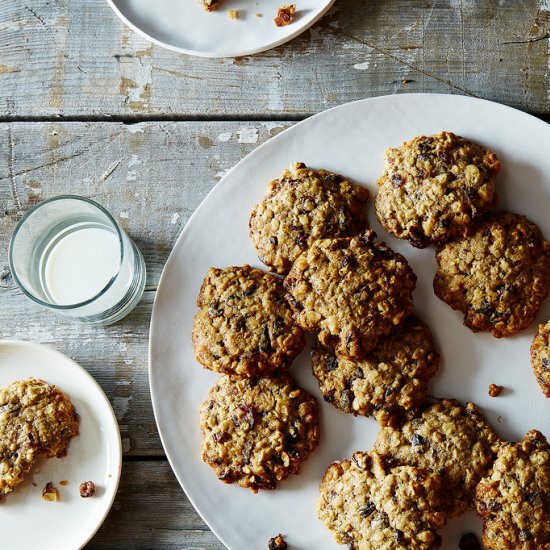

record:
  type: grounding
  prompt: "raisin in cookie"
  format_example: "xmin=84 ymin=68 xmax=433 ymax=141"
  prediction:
xmin=199 ymin=374 xmax=319 ymax=492
xmin=434 ymin=212 xmax=550 ymax=338
xmin=375 ymin=131 xmax=500 ymax=248
xmin=475 ymin=430 xmax=550 ymax=550
xmin=374 ymin=399 xmax=500 ymax=517
xmin=311 ymin=315 xmax=439 ymax=426
xmin=318 ymin=450 xmax=446 ymax=550
xmin=531 ymin=321 xmax=550 ymax=397
xmin=284 ymin=230 xmax=416 ymax=359
xmin=193 ymin=265 xmax=305 ymax=377
xmin=249 ymin=162 xmax=369 ymax=275
xmin=0 ymin=378 xmax=79 ymax=496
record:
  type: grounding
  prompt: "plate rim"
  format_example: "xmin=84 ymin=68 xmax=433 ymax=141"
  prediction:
xmin=105 ymin=0 xmax=336 ymax=58
xmin=0 ymin=338 xmax=123 ymax=550
xmin=148 ymin=93 xmax=550 ymax=549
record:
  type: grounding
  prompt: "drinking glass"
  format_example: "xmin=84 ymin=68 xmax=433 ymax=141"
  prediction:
xmin=9 ymin=196 xmax=146 ymax=325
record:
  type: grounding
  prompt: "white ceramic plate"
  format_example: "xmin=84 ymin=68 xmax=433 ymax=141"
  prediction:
xmin=149 ymin=94 xmax=550 ymax=549
xmin=0 ymin=340 xmax=122 ymax=550
xmin=106 ymin=0 xmax=335 ymax=58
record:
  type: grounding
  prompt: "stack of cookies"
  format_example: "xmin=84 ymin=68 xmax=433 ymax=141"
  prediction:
xmin=318 ymin=397 xmax=550 ymax=549
xmin=251 ymin=162 xmax=441 ymax=428
xmin=375 ymin=131 xmax=550 ymax=392
xmin=316 ymin=132 xmax=550 ymax=549
xmin=194 ymin=162 xmax=375 ymax=492
xmin=192 ymin=146 xmax=550 ymax=549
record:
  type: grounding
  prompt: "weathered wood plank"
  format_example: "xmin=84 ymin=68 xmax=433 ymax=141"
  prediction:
xmin=0 ymin=120 xmax=292 ymax=284
xmin=0 ymin=120 xmax=291 ymax=456
xmin=0 ymin=0 xmax=548 ymax=118
xmin=87 ymin=459 xmax=225 ymax=549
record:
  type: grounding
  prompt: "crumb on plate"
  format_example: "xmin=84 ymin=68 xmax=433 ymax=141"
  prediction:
xmin=268 ymin=534 xmax=287 ymax=550
xmin=228 ymin=9 xmax=238 ymax=20
xmin=274 ymin=4 xmax=296 ymax=26
xmin=488 ymin=383 xmax=504 ymax=397
xmin=42 ymin=482 xmax=59 ymax=502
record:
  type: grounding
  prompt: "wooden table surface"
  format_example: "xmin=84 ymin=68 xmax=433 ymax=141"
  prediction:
xmin=0 ymin=0 xmax=548 ymax=548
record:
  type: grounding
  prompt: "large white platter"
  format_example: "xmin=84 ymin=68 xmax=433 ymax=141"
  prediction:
xmin=149 ymin=94 xmax=550 ymax=549
xmin=0 ymin=340 xmax=122 ymax=550
xmin=106 ymin=0 xmax=335 ymax=58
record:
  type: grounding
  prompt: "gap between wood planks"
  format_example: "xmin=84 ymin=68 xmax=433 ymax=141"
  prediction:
xmin=0 ymin=114 xmax=308 ymax=123
xmin=1 ymin=113 xmax=549 ymax=124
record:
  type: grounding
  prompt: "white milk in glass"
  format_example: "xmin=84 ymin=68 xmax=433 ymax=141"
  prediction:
xmin=44 ymin=226 xmax=120 ymax=305
xmin=11 ymin=196 xmax=146 ymax=325
xmin=32 ymin=218 xmax=126 ymax=315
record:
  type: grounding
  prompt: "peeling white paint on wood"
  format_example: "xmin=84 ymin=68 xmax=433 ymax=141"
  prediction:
xmin=237 ymin=127 xmax=259 ymax=143
xmin=353 ymin=61 xmax=371 ymax=70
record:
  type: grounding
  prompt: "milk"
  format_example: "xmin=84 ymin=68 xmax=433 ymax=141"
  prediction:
xmin=11 ymin=196 xmax=146 ymax=325
xmin=44 ymin=226 xmax=121 ymax=305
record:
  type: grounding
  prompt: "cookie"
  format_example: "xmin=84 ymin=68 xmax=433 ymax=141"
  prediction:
xmin=375 ymin=131 xmax=500 ymax=248
xmin=374 ymin=399 xmax=500 ymax=517
xmin=531 ymin=321 xmax=550 ymax=397
xmin=318 ymin=450 xmax=446 ymax=550
xmin=199 ymin=374 xmax=319 ymax=492
xmin=475 ymin=429 xmax=550 ymax=549
xmin=434 ymin=212 xmax=550 ymax=337
xmin=0 ymin=378 xmax=80 ymax=496
xmin=284 ymin=230 xmax=416 ymax=359
xmin=249 ymin=162 xmax=369 ymax=275
xmin=311 ymin=315 xmax=439 ymax=426
xmin=192 ymin=265 xmax=305 ymax=377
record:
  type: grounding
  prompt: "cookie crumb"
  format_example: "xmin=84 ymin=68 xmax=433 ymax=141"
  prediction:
xmin=228 ymin=9 xmax=239 ymax=20
xmin=79 ymin=481 xmax=96 ymax=498
xmin=488 ymin=383 xmax=504 ymax=397
xmin=268 ymin=534 xmax=287 ymax=550
xmin=255 ymin=12 xmax=262 ymax=17
xmin=459 ymin=532 xmax=481 ymax=550
xmin=42 ymin=482 xmax=59 ymax=502
xmin=274 ymin=4 xmax=296 ymax=26
xmin=59 ymin=480 xmax=68 ymax=486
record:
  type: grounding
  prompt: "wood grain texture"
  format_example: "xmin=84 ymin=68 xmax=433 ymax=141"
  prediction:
xmin=0 ymin=0 xmax=549 ymax=119
xmin=0 ymin=120 xmax=291 ymax=457
xmin=87 ymin=460 xmax=225 ymax=549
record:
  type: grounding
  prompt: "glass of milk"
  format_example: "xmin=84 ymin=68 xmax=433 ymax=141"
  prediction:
xmin=9 ymin=196 xmax=146 ymax=325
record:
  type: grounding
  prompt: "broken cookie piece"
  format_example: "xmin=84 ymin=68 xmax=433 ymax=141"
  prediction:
xmin=42 ymin=482 xmax=60 ymax=502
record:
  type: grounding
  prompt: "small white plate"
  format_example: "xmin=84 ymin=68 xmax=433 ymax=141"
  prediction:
xmin=150 ymin=94 xmax=550 ymax=549
xmin=0 ymin=340 xmax=122 ymax=550
xmin=106 ymin=0 xmax=335 ymax=58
